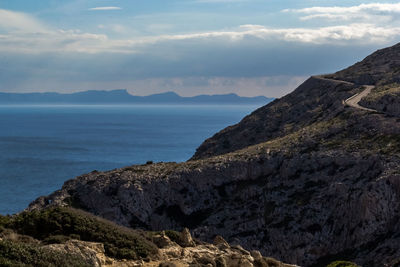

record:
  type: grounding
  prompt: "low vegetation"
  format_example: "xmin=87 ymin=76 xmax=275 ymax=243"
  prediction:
xmin=0 ymin=207 xmax=159 ymax=261
xmin=326 ymin=261 xmax=360 ymax=267
xmin=359 ymin=83 xmax=400 ymax=115
xmin=0 ymin=239 xmax=91 ymax=267
xmin=364 ymin=83 xmax=400 ymax=101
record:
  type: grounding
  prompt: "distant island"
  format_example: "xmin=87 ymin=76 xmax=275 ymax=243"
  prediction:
xmin=0 ymin=90 xmax=273 ymax=105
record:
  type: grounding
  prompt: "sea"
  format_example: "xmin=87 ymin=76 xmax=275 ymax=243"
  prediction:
xmin=0 ymin=104 xmax=260 ymax=215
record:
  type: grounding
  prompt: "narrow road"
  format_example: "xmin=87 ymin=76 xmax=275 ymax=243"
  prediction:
xmin=313 ymin=76 xmax=377 ymax=112
xmin=344 ymin=85 xmax=376 ymax=112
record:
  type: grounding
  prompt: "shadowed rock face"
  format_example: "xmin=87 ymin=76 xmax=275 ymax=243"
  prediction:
xmin=29 ymin=43 xmax=400 ymax=266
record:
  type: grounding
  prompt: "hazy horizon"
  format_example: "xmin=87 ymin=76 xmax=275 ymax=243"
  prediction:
xmin=1 ymin=1 xmax=400 ymax=97
xmin=0 ymin=88 xmax=272 ymax=98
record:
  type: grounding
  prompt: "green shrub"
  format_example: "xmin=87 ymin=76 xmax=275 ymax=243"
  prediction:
xmin=164 ymin=230 xmax=182 ymax=245
xmin=8 ymin=207 xmax=158 ymax=260
xmin=0 ymin=225 xmax=6 ymax=235
xmin=0 ymin=215 xmax=10 ymax=228
xmin=42 ymin=235 xmax=70 ymax=245
xmin=0 ymin=239 xmax=91 ymax=267
xmin=327 ymin=261 xmax=360 ymax=267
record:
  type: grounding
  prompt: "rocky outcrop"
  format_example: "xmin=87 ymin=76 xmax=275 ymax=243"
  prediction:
xmin=150 ymin=231 xmax=299 ymax=267
xmin=4 ymin=229 xmax=296 ymax=267
xmin=46 ymin=240 xmax=109 ymax=267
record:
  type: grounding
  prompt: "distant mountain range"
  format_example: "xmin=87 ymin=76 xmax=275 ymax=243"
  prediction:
xmin=0 ymin=90 xmax=273 ymax=105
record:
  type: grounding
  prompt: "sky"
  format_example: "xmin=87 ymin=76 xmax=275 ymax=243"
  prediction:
xmin=1 ymin=1 xmax=400 ymax=97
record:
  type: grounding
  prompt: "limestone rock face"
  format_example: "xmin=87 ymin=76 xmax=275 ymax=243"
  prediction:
xmin=46 ymin=240 xmax=108 ymax=267
xmin=213 ymin=235 xmax=229 ymax=249
xmin=180 ymin=228 xmax=195 ymax=247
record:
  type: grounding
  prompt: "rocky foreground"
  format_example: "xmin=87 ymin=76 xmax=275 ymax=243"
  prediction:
xmin=0 ymin=207 xmax=296 ymax=267
xmin=27 ymin=43 xmax=400 ymax=267
xmin=44 ymin=231 xmax=297 ymax=267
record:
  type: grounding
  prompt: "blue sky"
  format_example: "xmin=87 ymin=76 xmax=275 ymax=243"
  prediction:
xmin=1 ymin=1 xmax=400 ymax=97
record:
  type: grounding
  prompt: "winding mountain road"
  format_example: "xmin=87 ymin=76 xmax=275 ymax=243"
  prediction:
xmin=314 ymin=76 xmax=377 ymax=112
xmin=344 ymin=85 xmax=376 ymax=112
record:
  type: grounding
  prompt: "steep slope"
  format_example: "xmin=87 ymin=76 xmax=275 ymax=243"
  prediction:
xmin=191 ymin=77 xmax=358 ymax=159
xmin=192 ymin=42 xmax=400 ymax=160
xmin=359 ymin=83 xmax=400 ymax=116
xmin=28 ymin=43 xmax=400 ymax=266
xmin=326 ymin=42 xmax=400 ymax=86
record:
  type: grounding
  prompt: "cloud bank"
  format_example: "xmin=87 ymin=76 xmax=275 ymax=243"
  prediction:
xmin=284 ymin=3 xmax=400 ymax=22
xmin=1 ymin=3 xmax=400 ymax=97
xmin=1 ymin=7 xmax=399 ymax=54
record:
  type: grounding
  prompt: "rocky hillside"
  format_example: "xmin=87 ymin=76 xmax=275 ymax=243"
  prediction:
xmin=28 ymin=43 xmax=400 ymax=267
xmin=192 ymin=43 xmax=400 ymax=160
xmin=29 ymin=111 xmax=400 ymax=266
xmin=359 ymin=83 xmax=400 ymax=116
xmin=0 ymin=207 xmax=294 ymax=267
xmin=326 ymin=42 xmax=400 ymax=86
xmin=191 ymin=77 xmax=358 ymax=159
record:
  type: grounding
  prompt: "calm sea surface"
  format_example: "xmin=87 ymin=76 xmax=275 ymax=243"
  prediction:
xmin=0 ymin=104 xmax=259 ymax=215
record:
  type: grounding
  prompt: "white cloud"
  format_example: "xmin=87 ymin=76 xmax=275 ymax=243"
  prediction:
xmin=88 ymin=7 xmax=122 ymax=11
xmin=145 ymin=23 xmax=400 ymax=45
xmin=2 ymin=5 xmax=399 ymax=96
xmin=0 ymin=9 xmax=48 ymax=33
xmin=1 ymin=22 xmax=400 ymax=54
xmin=284 ymin=3 xmax=400 ymax=22
xmin=284 ymin=3 xmax=400 ymax=14
xmin=0 ymin=8 xmax=399 ymax=55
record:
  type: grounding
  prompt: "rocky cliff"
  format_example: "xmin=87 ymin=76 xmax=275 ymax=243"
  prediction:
xmin=28 ymin=43 xmax=400 ymax=267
